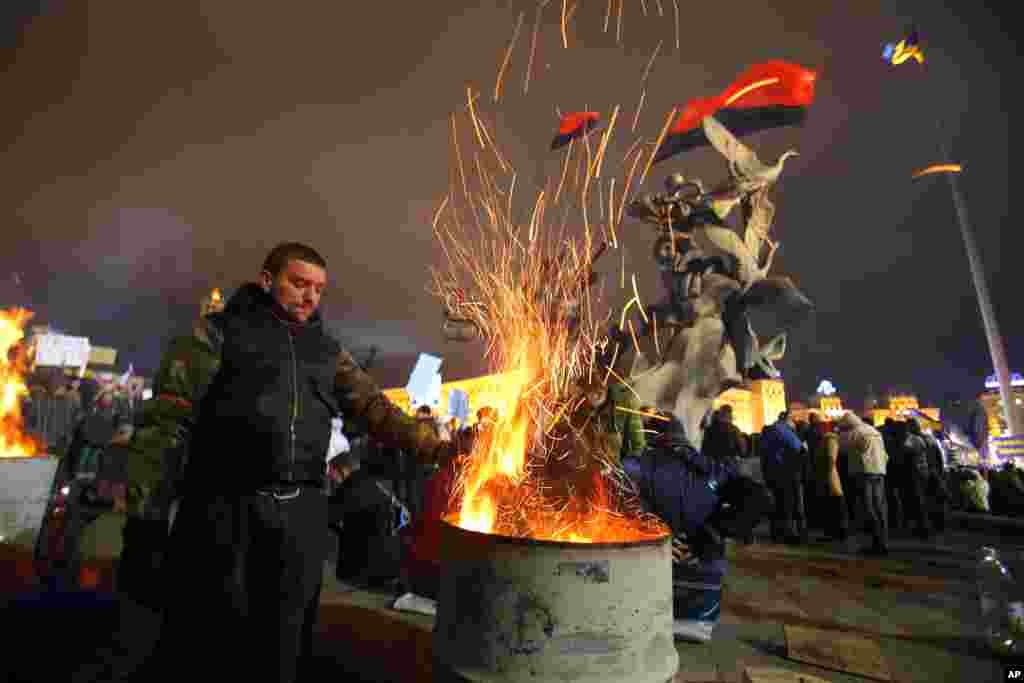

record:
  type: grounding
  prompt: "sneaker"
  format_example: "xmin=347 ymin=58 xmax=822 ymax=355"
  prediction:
xmin=672 ymin=618 xmax=716 ymax=643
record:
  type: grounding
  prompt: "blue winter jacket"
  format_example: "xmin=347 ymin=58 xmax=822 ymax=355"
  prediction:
xmin=623 ymin=422 xmax=738 ymax=539
xmin=759 ymin=419 xmax=803 ymax=483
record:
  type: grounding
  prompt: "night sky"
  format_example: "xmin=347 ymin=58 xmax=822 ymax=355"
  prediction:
xmin=1 ymin=1 xmax=1018 ymax=418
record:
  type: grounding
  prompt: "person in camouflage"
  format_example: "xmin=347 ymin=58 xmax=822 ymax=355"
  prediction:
xmin=117 ymin=288 xmax=224 ymax=607
xmin=151 ymin=244 xmax=454 ymax=683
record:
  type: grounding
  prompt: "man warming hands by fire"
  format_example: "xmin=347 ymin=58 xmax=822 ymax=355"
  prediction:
xmin=150 ymin=243 xmax=456 ymax=683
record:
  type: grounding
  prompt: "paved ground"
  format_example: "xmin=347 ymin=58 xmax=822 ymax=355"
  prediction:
xmin=2 ymin=514 xmax=1021 ymax=682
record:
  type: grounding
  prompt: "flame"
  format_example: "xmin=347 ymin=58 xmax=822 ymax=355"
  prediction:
xmin=431 ymin=14 xmax=678 ymax=545
xmin=0 ymin=308 xmax=45 ymax=458
xmin=211 ymin=288 xmax=222 ymax=303
xmin=434 ymin=151 xmax=668 ymax=543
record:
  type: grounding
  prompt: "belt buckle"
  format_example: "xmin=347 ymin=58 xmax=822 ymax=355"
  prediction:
xmin=258 ymin=486 xmax=302 ymax=501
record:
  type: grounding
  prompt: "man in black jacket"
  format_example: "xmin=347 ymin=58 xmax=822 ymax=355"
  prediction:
xmin=153 ymin=243 xmax=454 ymax=683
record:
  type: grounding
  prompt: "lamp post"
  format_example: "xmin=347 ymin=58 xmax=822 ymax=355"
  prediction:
xmin=936 ymin=132 xmax=1020 ymax=437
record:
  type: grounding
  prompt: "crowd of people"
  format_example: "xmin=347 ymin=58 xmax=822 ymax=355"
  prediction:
xmin=35 ymin=240 xmax=1022 ymax=682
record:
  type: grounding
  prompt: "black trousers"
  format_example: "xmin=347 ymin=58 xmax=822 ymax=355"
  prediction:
xmin=153 ymin=486 xmax=327 ymax=683
xmin=902 ymin=469 xmax=933 ymax=538
xmin=857 ymin=474 xmax=889 ymax=551
xmin=825 ymin=494 xmax=849 ymax=540
xmin=886 ymin=473 xmax=905 ymax=531
xmin=768 ymin=478 xmax=806 ymax=541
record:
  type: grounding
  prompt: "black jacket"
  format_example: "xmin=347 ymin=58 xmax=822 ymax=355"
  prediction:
xmin=186 ymin=283 xmax=447 ymax=492
xmin=190 ymin=284 xmax=339 ymax=489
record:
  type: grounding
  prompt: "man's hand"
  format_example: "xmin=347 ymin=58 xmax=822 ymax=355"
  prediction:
xmin=433 ymin=441 xmax=458 ymax=469
xmin=672 ymin=537 xmax=691 ymax=564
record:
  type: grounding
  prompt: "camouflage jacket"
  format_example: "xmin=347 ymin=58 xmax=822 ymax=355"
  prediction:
xmin=126 ymin=290 xmax=448 ymax=517
xmin=602 ymin=382 xmax=647 ymax=462
xmin=124 ymin=319 xmax=222 ymax=519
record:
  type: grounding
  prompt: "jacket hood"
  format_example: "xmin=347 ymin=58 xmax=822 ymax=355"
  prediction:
xmin=835 ymin=412 xmax=863 ymax=431
xmin=225 ymin=282 xmax=324 ymax=327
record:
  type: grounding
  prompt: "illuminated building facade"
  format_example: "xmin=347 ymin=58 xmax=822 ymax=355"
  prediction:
xmin=787 ymin=379 xmax=940 ymax=428
xmin=976 ymin=372 xmax=1024 ymax=462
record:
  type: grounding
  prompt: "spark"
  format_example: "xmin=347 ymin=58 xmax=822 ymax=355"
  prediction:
xmin=524 ymin=2 xmax=548 ymax=95
xmin=619 ymin=296 xmax=637 ymax=330
xmin=618 ymin=142 xmax=645 ymax=227
xmin=494 ymin=11 xmax=525 ymax=102
xmin=632 ymin=89 xmax=646 ymax=132
xmin=652 ymin=311 xmax=661 ymax=359
xmin=631 ymin=273 xmax=649 ymax=323
xmin=432 ymin=194 xmax=451 ymax=232
xmin=672 ymin=0 xmax=679 ymax=50
xmin=592 ymin=104 xmax=620 ymax=178
xmin=451 ymin=114 xmax=468 ymax=198
xmin=616 ymin=406 xmax=671 ymax=422
xmin=467 ymin=86 xmax=486 ymax=149
xmin=627 ymin=318 xmax=641 ymax=356
xmin=554 ymin=138 xmax=574 ymax=204
xmin=476 ymin=113 xmax=509 ymax=173
xmin=608 ymin=178 xmax=618 ymax=248
xmin=616 ymin=0 xmax=624 ymax=44
xmin=641 ymin=41 xmax=662 ymax=85
xmin=605 ymin=365 xmax=642 ymax=403
xmin=561 ymin=0 xmax=568 ymax=48
xmin=640 ymin=106 xmax=677 ymax=189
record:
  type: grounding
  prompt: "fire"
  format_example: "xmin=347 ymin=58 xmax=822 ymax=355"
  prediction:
xmin=429 ymin=5 xmax=675 ymax=544
xmin=0 ymin=308 xmax=45 ymax=458
xmin=433 ymin=129 xmax=668 ymax=544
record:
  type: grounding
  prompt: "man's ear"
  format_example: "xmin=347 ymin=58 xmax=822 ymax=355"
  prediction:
xmin=258 ymin=270 xmax=273 ymax=292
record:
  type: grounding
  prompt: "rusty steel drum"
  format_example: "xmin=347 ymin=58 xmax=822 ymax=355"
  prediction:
xmin=434 ymin=519 xmax=678 ymax=683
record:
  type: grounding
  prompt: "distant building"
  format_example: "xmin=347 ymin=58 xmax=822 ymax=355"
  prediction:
xmin=865 ymin=392 xmax=940 ymax=427
xmin=975 ymin=372 xmax=1024 ymax=462
xmin=789 ymin=379 xmax=850 ymax=423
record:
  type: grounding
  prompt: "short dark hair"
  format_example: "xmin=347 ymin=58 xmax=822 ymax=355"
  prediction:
xmin=262 ymin=242 xmax=327 ymax=277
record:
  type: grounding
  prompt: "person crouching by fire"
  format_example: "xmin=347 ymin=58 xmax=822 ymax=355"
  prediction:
xmin=623 ymin=414 xmax=772 ymax=644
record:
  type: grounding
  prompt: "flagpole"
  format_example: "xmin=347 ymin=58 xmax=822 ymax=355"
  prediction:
xmin=934 ymin=121 xmax=1020 ymax=438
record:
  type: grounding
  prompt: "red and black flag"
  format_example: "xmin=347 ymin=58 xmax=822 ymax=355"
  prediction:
xmin=551 ymin=111 xmax=601 ymax=150
xmin=653 ymin=61 xmax=817 ymax=164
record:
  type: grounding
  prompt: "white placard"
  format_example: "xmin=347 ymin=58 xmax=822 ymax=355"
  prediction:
xmin=33 ymin=333 xmax=92 ymax=369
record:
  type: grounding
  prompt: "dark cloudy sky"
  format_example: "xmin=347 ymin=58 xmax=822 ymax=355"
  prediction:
xmin=1 ymin=1 xmax=1018 ymax=415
